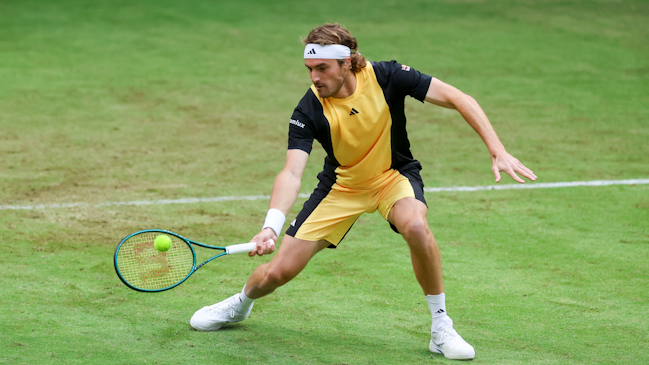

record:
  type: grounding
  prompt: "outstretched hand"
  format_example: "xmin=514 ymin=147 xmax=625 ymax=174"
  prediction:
xmin=248 ymin=228 xmax=277 ymax=257
xmin=492 ymin=152 xmax=537 ymax=183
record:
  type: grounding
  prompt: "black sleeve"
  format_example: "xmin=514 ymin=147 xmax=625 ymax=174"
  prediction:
xmin=372 ymin=60 xmax=433 ymax=103
xmin=287 ymin=101 xmax=316 ymax=154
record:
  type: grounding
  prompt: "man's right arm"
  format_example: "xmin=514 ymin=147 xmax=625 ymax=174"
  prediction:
xmin=248 ymin=149 xmax=309 ymax=256
xmin=424 ymin=78 xmax=536 ymax=184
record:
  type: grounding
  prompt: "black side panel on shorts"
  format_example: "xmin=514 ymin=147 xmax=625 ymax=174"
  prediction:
xmin=388 ymin=168 xmax=428 ymax=234
xmin=372 ymin=61 xmax=432 ymax=174
xmin=285 ymin=177 xmax=334 ymax=238
xmin=285 ymin=173 xmax=355 ymax=249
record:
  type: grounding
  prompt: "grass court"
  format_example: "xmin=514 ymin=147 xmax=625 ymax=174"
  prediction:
xmin=0 ymin=0 xmax=647 ymax=364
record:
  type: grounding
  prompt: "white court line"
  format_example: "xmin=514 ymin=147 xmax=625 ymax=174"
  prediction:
xmin=1 ymin=179 xmax=647 ymax=211
xmin=423 ymin=178 xmax=649 ymax=192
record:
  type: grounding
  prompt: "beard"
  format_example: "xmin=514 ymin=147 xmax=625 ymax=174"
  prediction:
xmin=314 ymin=67 xmax=345 ymax=98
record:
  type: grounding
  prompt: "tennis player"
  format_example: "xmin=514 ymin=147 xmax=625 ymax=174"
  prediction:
xmin=191 ymin=23 xmax=536 ymax=360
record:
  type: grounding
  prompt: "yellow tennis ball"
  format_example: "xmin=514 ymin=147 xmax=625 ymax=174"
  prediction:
xmin=154 ymin=235 xmax=172 ymax=252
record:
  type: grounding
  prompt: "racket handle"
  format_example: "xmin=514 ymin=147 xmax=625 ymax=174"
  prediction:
xmin=226 ymin=240 xmax=274 ymax=255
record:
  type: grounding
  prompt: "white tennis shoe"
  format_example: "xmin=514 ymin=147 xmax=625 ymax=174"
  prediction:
xmin=429 ymin=316 xmax=475 ymax=360
xmin=190 ymin=293 xmax=252 ymax=331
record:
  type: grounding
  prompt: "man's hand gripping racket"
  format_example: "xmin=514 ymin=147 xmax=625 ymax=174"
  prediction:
xmin=248 ymin=227 xmax=277 ymax=257
xmin=113 ymin=229 xmax=274 ymax=292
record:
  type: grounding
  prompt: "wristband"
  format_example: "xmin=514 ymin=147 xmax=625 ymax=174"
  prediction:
xmin=262 ymin=208 xmax=286 ymax=237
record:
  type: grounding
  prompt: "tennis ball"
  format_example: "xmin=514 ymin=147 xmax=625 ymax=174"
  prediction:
xmin=154 ymin=235 xmax=172 ymax=252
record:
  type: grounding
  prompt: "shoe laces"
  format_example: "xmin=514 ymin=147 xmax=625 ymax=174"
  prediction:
xmin=206 ymin=296 xmax=239 ymax=318
xmin=434 ymin=327 xmax=461 ymax=345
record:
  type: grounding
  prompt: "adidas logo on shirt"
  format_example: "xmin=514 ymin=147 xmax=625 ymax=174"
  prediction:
xmin=349 ymin=108 xmax=360 ymax=116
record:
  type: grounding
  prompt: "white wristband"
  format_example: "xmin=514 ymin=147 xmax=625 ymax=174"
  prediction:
xmin=262 ymin=208 xmax=286 ymax=237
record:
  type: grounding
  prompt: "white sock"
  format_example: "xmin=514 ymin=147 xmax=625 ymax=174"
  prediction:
xmin=426 ymin=293 xmax=451 ymax=330
xmin=238 ymin=285 xmax=254 ymax=309
xmin=426 ymin=293 xmax=446 ymax=318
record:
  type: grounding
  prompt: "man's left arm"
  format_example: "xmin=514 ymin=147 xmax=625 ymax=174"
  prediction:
xmin=424 ymin=78 xmax=537 ymax=184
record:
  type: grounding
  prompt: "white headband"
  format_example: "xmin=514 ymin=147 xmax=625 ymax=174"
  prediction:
xmin=304 ymin=43 xmax=351 ymax=59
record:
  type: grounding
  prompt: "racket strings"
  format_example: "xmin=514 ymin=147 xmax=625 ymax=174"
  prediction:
xmin=116 ymin=232 xmax=194 ymax=290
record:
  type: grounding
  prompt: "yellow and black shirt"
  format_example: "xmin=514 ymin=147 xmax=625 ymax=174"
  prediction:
xmin=288 ymin=61 xmax=432 ymax=189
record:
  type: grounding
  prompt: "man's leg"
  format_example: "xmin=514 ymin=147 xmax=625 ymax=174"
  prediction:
xmin=387 ymin=197 xmax=443 ymax=295
xmin=388 ymin=197 xmax=475 ymax=360
xmin=190 ymin=235 xmax=329 ymax=331
xmin=245 ymin=235 xmax=331 ymax=299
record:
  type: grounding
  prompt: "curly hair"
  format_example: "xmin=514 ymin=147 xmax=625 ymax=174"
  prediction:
xmin=303 ymin=23 xmax=367 ymax=73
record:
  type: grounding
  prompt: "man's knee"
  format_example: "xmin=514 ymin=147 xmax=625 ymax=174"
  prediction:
xmin=263 ymin=265 xmax=297 ymax=288
xmin=399 ymin=217 xmax=432 ymax=241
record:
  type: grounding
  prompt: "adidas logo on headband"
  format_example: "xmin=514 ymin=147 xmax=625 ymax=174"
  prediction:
xmin=304 ymin=43 xmax=351 ymax=59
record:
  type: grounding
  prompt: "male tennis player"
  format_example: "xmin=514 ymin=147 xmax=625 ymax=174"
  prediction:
xmin=191 ymin=23 xmax=536 ymax=360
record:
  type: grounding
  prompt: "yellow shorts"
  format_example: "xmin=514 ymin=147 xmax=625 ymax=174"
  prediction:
xmin=285 ymin=168 xmax=426 ymax=246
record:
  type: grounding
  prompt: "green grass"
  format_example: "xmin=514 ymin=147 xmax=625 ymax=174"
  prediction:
xmin=1 ymin=0 xmax=648 ymax=364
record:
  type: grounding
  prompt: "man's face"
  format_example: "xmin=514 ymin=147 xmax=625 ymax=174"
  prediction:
xmin=305 ymin=58 xmax=348 ymax=98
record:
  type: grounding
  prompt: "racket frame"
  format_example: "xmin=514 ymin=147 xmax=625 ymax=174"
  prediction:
xmin=114 ymin=229 xmax=240 ymax=293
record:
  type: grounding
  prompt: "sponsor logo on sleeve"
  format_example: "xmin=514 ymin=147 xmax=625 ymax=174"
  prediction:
xmin=290 ymin=119 xmax=305 ymax=128
xmin=401 ymin=64 xmax=411 ymax=71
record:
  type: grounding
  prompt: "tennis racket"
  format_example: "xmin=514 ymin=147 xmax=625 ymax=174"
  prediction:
xmin=114 ymin=229 xmax=263 ymax=292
